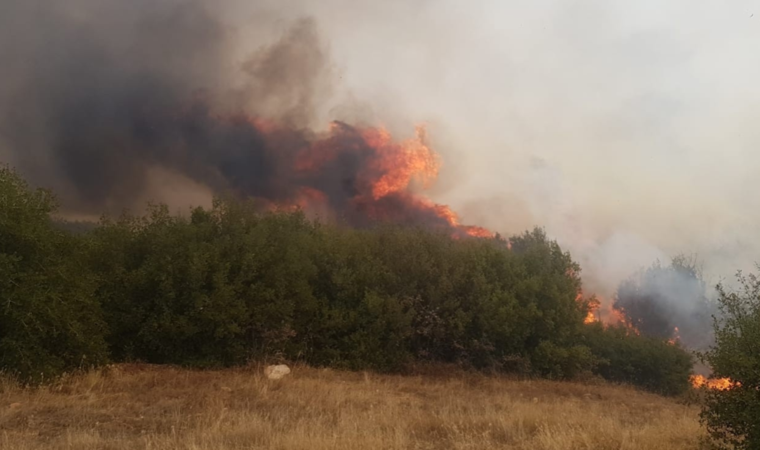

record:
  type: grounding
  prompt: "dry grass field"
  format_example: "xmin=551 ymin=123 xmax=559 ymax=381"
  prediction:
xmin=0 ymin=364 xmax=704 ymax=450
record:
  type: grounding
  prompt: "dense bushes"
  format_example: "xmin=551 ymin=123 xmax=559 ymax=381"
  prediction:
xmin=700 ymin=272 xmax=760 ymax=449
xmin=582 ymin=323 xmax=693 ymax=396
xmin=0 ymin=167 xmax=694 ymax=395
xmin=87 ymin=204 xmax=590 ymax=374
xmin=0 ymin=167 xmax=108 ymax=382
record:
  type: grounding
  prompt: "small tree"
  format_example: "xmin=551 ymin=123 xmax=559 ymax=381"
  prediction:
xmin=700 ymin=270 xmax=760 ymax=449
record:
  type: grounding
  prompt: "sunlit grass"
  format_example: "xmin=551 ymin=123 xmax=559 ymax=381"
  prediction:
xmin=0 ymin=364 xmax=703 ymax=449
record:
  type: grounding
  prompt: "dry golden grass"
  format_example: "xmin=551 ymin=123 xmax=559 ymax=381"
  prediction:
xmin=0 ymin=364 xmax=703 ymax=450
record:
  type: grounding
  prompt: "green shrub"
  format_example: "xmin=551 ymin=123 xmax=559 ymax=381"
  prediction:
xmin=0 ymin=166 xmax=108 ymax=382
xmin=582 ymin=323 xmax=693 ymax=396
xmin=1 ymin=168 xmax=691 ymax=395
xmin=89 ymin=199 xmax=320 ymax=367
xmin=700 ymin=272 xmax=760 ymax=449
xmin=531 ymin=341 xmax=595 ymax=379
xmin=87 ymin=209 xmax=593 ymax=376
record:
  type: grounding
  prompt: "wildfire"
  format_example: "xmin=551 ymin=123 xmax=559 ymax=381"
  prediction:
xmin=577 ymin=292 xmax=640 ymax=334
xmin=667 ymin=327 xmax=680 ymax=345
xmin=690 ymin=375 xmax=737 ymax=391
xmin=363 ymin=126 xmax=440 ymax=200
xmin=604 ymin=304 xmax=640 ymax=334
xmin=578 ymin=292 xmax=736 ymax=392
xmin=255 ymin=118 xmax=493 ymax=238
xmin=580 ymin=293 xmax=600 ymax=324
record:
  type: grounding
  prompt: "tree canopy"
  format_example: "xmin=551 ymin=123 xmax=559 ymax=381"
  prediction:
xmin=0 ymin=166 xmax=693 ymax=395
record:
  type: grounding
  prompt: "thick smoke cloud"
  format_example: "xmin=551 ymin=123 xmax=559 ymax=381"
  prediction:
xmin=1 ymin=1 xmax=222 ymax=209
xmin=0 ymin=0 xmax=469 ymax=234
xmin=0 ymin=0 xmax=338 ymax=213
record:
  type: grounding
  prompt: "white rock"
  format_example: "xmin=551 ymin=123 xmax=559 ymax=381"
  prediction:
xmin=264 ymin=364 xmax=291 ymax=380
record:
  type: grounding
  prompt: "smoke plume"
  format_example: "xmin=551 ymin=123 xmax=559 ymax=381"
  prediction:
xmin=0 ymin=1 xmax=305 ymax=212
xmin=0 ymin=0 xmax=491 ymax=237
xmin=613 ymin=256 xmax=716 ymax=349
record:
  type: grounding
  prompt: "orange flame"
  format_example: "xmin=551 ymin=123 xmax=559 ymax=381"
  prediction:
xmin=290 ymin=121 xmax=494 ymax=238
xmin=605 ymin=304 xmax=640 ymax=334
xmin=579 ymin=293 xmax=600 ymax=324
xmin=577 ymin=292 xmax=640 ymax=334
xmin=690 ymin=375 xmax=737 ymax=391
xmin=362 ymin=126 xmax=440 ymax=200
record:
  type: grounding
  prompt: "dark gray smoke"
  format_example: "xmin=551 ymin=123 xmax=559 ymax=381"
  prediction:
xmin=0 ymin=1 xmax=477 ymax=235
xmin=0 ymin=0 xmax=334 ymax=213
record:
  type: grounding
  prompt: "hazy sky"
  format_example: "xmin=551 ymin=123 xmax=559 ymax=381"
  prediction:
xmin=229 ymin=0 xmax=760 ymax=294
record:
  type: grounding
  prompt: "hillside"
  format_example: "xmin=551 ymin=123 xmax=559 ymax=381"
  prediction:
xmin=0 ymin=365 xmax=702 ymax=450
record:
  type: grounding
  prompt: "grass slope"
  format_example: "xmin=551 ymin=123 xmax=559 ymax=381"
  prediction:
xmin=0 ymin=364 xmax=702 ymax=450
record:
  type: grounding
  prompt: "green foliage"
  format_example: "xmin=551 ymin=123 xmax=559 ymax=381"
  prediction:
xmin=0 ymin=168 xmax=695 ymax=396
xmin=531 ymin=341 xmax=595 ymax=380
xmin=86 ymin=205 xmax=593 ymax=376
xmin=0 ymin=166 xmax=108 ymax=382
xmin=88 ymin=199 xmax=320 ymax=367
xmin=582 ymin=323 xmax=693 ymax=396
xmin=700 ymin=271 xmax=760 ymax=449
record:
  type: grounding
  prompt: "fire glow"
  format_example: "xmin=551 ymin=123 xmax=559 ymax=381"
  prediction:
xmin=580 ymin=294 xmax=640 ymax=334
xmin=247 ymin=117 xmax=493 ymax=238
xmin=690 ymin=375 xmax=737 ymax=391
xmin=581 ymin=295 xmax=737 ymax=392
